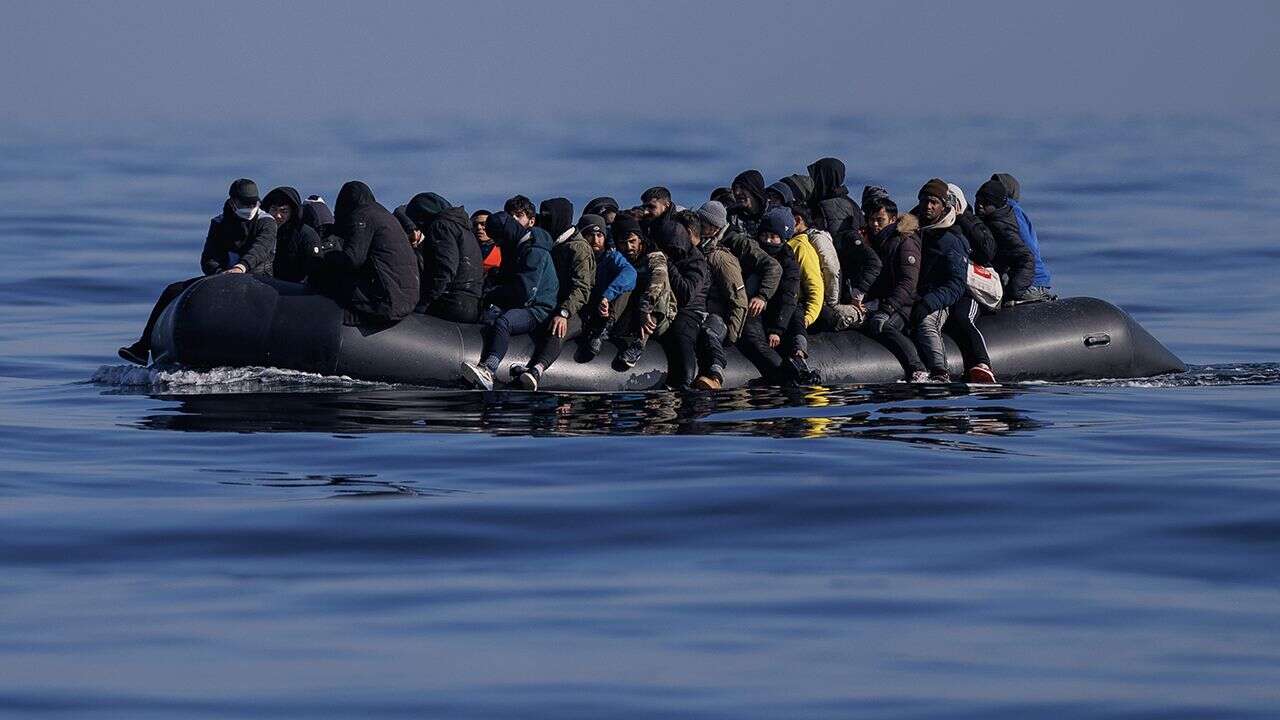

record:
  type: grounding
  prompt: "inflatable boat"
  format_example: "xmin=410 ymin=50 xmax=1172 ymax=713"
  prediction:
xmin=150 ymin=274 xmax=1185 ymax=390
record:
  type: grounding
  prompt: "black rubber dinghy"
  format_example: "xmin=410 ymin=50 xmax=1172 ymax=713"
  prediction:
xmin=150 ymin=275 xmax=1185 ymax=390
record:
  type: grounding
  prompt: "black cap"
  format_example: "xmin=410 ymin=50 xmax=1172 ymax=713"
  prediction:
xmin=229 ymin=178 xmax=259 ymax=203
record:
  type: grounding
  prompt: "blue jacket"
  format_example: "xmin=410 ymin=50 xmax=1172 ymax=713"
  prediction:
xmin=1008 ymin=199 xmax=1051 ymax=287
xmin=485 ymin=214 xmax=559 ymax=322
xmin=594 ymin=249 xmax=636 ymax=301
xmin=916 ymin=224 xmax=970 ymax=316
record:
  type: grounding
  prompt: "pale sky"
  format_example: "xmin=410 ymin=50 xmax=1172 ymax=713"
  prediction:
xmin=1 ymin=0 xmax=1276 ymax=126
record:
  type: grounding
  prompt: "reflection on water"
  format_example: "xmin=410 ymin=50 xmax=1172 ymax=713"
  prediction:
xmin=203 ymin=469 xmax=472 ymax=499
xmin=131 ymin=383 xmax=1047 ymax=450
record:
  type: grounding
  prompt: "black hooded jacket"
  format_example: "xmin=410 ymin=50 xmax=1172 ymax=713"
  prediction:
xmin=262 ymin=186 xmax=322 ymax=283
xmin=407 ymin=195 xmax=484 ymax=309
xmin=728 ymin=170 xmax=766 ymax=237
xmin=760 ymin=241 xmax=801 ymax=338
xmin=954 ymin=210 xmax=996 ymax=268
xmin=806 ymin=158 xmax=870 ymax=301
xmin=200 ymin=201 xmax=277 ymax=276
xmin=653 ymin=222 xmax=709 ymax=315
xmin=314 ymin=181 xmax=419 ymax=324
xmin=978 ymin=203 xmax=1036 ymax=296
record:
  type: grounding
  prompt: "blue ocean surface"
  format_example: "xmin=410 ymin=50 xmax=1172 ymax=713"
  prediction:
xmin=1 ymin=115 xmax=1279 ymax=719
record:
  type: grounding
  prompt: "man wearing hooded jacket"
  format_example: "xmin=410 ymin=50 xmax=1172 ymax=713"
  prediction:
xmin=118 ymin=178 xmax=276 ymax=366
xmin=728 ymin=169 xmax=767 ymax=238
xmin=807 ymin=158 xmax=880 ymax=307
xmin=262 ymin=186 xmax=322 ymax=283
xmin=310 ymin=181 xmax=419 ymax=327
xmin=651 ymin=221 xmax=709 ymax=389
xmin=405 ymin=191 xmax=484 ymax=323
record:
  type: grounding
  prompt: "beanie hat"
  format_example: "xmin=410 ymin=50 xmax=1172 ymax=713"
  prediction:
xmin=919 ymin=178 xmax=950 ymax=203
xmin=577 ymin=214 xmax=607 ymax=236
xmin=406 ymin=192 xmax=452 ymax=226
xmin=975 ymin=178 xmax=1008 ymax=208
xmin=759 ymin=207 xmax=795 ymax=240
xmin=229 ymin=178 xmax=259 ymax=203
xmin=610 ymin=214 xmax=643 ymax=245
xmin=946 ymin=183 xmax=968 ymax=214
xmin=584 ymin=197 xmax=620 ymax=216
xmin=767 ymin=181 xmax=795 ymax=206
xmin=696 ymin=200 xmax=728 ymax=230
xmin=862 ymin=185 xmax=891 ymax=207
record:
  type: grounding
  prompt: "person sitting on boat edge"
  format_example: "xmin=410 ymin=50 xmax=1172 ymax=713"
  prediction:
xmin=509 ymin=199 xmax=597 ymax=391
xmin=909 ymin=178 xmax=970 ymax=382
xmin=117 ymin=178 xmax=277 ymax=366
xmin=861 ymin=194 xmax=928 ymax=382
xmin=262 ymin=186 xmax=322 ymax=284
xmin=405 ymin=192 xmax=484 ymax=324
xmin=460 ymin=211 xmax=558 ymax=390
xmin=941 ymin=183 xmax=998 ymax=383
xmin=683 ymin=207 xmax=747 ymax=391
xmin=609 ymin=214 xmax=677 ymax=370
xmin=576 ymin=215 xmax=638 ymax=362
xmin=974 ymin=177 xmax=1037 ymax=304
xmin=651 ymin=219 xmax=710 ymax=389
xmin=740 ymin=207 xmax=812 ymax=385
xmin=790 ymin=205 xmax=852 ymax=332
xmin=308 ymin=180 xmax=419 ymax=328
xmin=990 ymin=172 xmax=1054 ymax=303
xmin=728 ymin=169 xmax=767 ymax=237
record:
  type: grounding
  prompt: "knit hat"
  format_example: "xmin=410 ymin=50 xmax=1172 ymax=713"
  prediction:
xmin=862 ymin=185 xmax=891 ymax=207
xmin=696 ymin=200 xmax=728 ymax=230
xmin=759 ymin=207 xmax=795 ymax=240
xmin=610 ymin=214 xmax=643 ymax=245
xmin=946 ymin=183 xmax=968 ymax=214
xmin=975 ymin=178 xmax=1008 ymax=208
xmin=919 ymin=178 xmax=950 ymax=203
xmin=577 ymin=214 xmax=607 ymax=236
xmin=406 ymin=192 xmax=452 ymax=226
xmin=229 ymin=178 xmax=259 ymax=203
xmin=766 ymin=181 xmax=795 ymax=206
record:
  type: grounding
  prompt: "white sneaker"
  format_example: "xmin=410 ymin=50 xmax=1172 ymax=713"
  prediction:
xmin=910 ymin=370 xmax=930 ymax=383
xmin=460 ymin=361 xmax=494 ymax=390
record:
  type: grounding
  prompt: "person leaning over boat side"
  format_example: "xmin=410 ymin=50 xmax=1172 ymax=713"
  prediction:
xmin=117 ymin=178 xmax=276 ymax=366
xmin=611 ymin=214 xmax=677 ymax=369
xmin=944 ymin=183 xmax=998 ymax=383
xmin=405 ymin=192 xmax=483 ymax=324
xmin=577 ymin=215 xmax=638 ymax=361
xmin=307 ymin=181 xmax=419 ymax=328
xmin=683 ymin=208 xmax=747 ymax=391
xmin=509 ymin=199 xmax=597 ymax=390
xmin=861 ymin=194 xmax=928 ymax=382
xmin=728 ymin=169 xmax=767 ymax=237
xmin=262 ymin=186 xmax=322 ymax=284
xmin=651 ymin=219 xmax=709 ymax=389
xmin=909 ymin=179 xmax=970 ymax=382
xmin=973 ymin=178 xmax=1036 ymax=303
xmin=990 ymin=172 xmax=1054 ymax=303
xmin=460 ymin=212 xmax=558 ymax=390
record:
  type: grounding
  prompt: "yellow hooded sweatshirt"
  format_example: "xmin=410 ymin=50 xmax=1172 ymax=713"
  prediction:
xmin=787 ymin=232 xmax=825 ymax=327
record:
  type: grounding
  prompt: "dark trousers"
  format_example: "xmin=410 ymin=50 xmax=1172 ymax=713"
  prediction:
xmin=696 ymin=314 xmax=729 ymax=379
xmin=138 ymin=277 xmax=202 ymax=348
xmin=661 ymin=310 xmax=703 ymax=388
xmin=583 ymin=291 xmax=631 ymax=337
xmin=480 ymin=308 xmax=541 ymax=372
xmin=529 ymin=315 xmax=583 ymax=371
xmin=423 ymin=294 xmax=480 ymax=324
xmin=946 ymin=295 xmax=991 ymax=367
xmin=869 ymin=311 xmax=925 ymax=377
xmin=737 ymin=315 xmax=783 ymax=380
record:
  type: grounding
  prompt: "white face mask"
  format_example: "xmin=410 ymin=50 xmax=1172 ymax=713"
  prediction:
xmin=233 ymin=203 xmax=258 ymax=220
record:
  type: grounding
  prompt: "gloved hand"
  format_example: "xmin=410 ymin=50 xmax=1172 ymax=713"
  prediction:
xmin=480 ymin=304 xmax=502 ymax=326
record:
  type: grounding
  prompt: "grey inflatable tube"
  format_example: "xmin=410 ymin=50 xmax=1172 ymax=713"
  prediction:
xmin=151 ymin=274 xmax=1186 ymax=390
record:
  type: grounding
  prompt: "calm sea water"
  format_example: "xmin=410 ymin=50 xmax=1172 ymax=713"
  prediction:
xmin=2 ymin=115 xmax=1279 ymax=719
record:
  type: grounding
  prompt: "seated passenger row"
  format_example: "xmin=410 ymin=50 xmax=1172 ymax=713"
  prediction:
xmin=118 ymin=161 xmax=1053 ymax=390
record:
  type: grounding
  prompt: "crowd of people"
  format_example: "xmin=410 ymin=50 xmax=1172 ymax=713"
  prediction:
xmin=117 ymin=159 xmax=1054 ymax=390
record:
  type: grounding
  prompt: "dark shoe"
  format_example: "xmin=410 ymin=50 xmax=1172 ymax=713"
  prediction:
xmin=928 ymin=370 xmax=951 ymax=383
xmin=967 ymin=364 xmax=997 ymax=384
xmin=788 ymin=356 xmax=820 ymax=385
xmin=508 ymin=363 xmax=529 ymax=378
xmin=585 ymin=332 xmax=605 ymax=359
xmin=617 ymin=341 xmax=644 ymax=369
xmin=117 ymin=341 xmax=149 ymax=366
xmin=460 ymin=361 xmax=494 ymax=391
xmin=515 ymin=365 xmax=541 ymax=391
